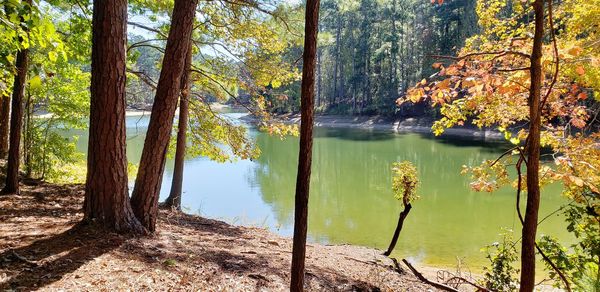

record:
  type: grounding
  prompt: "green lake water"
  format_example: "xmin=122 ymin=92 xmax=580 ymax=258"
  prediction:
xmin=70 ymin=113 xmax=569 ymax=271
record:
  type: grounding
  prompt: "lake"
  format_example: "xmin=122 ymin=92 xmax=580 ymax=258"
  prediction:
xmin=70 ymin=113 xmax=569 ymax=271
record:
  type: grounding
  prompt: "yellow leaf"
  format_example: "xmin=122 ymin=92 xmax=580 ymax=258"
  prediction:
xmin=48 ymin=51 xmax=58 ymax=63
xmin=29 ymin=76 xmax=42 ymax=90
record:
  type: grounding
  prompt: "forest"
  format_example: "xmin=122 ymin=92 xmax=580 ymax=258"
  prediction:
xmin=0 ymin=0 xmax=599 ymax=291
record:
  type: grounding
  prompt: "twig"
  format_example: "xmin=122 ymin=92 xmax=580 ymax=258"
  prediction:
xmin=535 ymin=242 xmax=572 ymax=292
xmin=540 ymin=0 xmax=559 ymax=110
xmin=390 ymin=257 xmax=406 ymax=274
xmin=10 ymin=250 xmax=39 ymax=267
xmin=443 ymin=276 xmax=490 ymax=291
xmin=401 ymin=259 xmax=460 ymax=292
xmin=490 ymin=146 xmax=519 ymax=166
xmin=428 ymin=50 xmax=530 ymax=61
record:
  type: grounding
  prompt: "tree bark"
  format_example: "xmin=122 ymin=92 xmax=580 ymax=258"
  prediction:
xmin=2 ymin=11 xmax=30 ymax=195
xmin=331 ymin=13 xmax=341 ymax=106
xmin=164 ymin=42 xmax=193 ymax=211
xmin=23 ymin=91 xmax=32 ymax=178
xmin=519 ymin=0 xmax=544 ymax=290
xmin=83 ymin=0 xmax=144 ymax=233
xmin=390 ymin=0 xmax=399 ymax=99
xmin=290 ymin=0 xmax=319 ymax=290
xmin=316 ymin=47 xmax=322 ymax=109
xmin=131 ymin=0 xmax=199 ymax=232
xmin=383 ymin=203 xmax=412 ymax=256
xmin=0 ymin=93 xmax=9 ymax=158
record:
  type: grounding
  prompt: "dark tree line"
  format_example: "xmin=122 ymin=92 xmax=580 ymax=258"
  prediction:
xmin=269 ymin=0 xmax=478 ymax=116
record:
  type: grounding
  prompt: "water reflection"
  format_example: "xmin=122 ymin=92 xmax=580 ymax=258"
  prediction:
xmin=69 ymin=115 xmax=569 ymax=270
xmin=250 ymin=127 xmax=568 ymax=267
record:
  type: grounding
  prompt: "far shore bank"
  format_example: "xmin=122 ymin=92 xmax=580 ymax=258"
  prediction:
xmin=243 ymin=113 xmax=510 ymax=143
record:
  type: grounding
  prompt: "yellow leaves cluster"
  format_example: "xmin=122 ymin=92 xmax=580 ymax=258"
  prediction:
xmin=463 ymin=160 xmax=511 ymax=193
xmin=391 ymin=161 xmax=420 ymax=205
xmin=552 ymin=134 xmax=600 ymax=198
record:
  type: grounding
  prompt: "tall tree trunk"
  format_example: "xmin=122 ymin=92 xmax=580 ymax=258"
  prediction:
xmin=519 ymin=0 xmax=544 ymax=290
xmin=332 ymin=14 xmax=341 ymax=106
xmin=164 ymin=42 xmax=193 ymax=211
xmin=391 ymin=0 xmax=399 ymax=99
xmin=131 ymin=0 xmax=199 ymax=232
xmin=401 ymin=21 xmax=408 ymax=92
xmin=83 ymin=0 xmax=144 ymax=233
xmin=290 ymin=0 xmax=319 ymax=290
xmin=2 ymin=3 xmax=30 ymax=194
xmin=0 ymin=93 xmax=9 ymax=158
xmin=23 ymin=91 xmax=32 ymax=178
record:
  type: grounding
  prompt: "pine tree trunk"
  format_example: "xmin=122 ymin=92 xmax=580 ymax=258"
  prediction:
xmin=332 ymin=14 xmax=341 ymax=106
xmin=519 ymin=0 xmax=544 ymax=290
xmin=391 ymin=0 xmax=399 ymax=99
xmin=0 ymin=93 xmax=9 ymax=159
xmin=2 ymin=26 xmax=30 ymax=195
xmin=83 ymin=0 xmax=144 ymax=233
xmin=164 ymin=43 xmax=193 ymax=211
xmin=23 ymin=91 xmax=32 ymax=178
xmin=131 ymin=0 xmax=199 ymax=232
xmin=316 ymin=47 xmax=322 ymax=109
xmin=290 ymin=0 xmax=319 ymax=290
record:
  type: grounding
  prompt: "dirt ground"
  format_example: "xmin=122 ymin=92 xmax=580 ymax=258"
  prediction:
xmin=0 ymin=182 xmax=441 ymax=291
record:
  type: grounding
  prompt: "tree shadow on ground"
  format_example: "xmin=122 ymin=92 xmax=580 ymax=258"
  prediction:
xmin=0 ymin=182 xmax=125 ymax=291
xmin=0 ymin=225 xmax=126 ymax=291
xmin=159 ymin=210 xmax=244 ymax=238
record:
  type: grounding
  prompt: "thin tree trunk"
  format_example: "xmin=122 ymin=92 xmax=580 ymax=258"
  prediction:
xmin=383 ymin=203 xmax=412 ymax=256
xmin=332 ymin=14 xmax=341 ymax=106
xmin=519 ymin=0 xmax=544 ymax=290
xmin=83 ymin=0 xmax=144 ymax=233
xmin=391 ymin=0 xmax=399 ymax=99
xmin=24 ymin=91 xmax=32 ymax=178
xmin=2 ymin=22 xmax=30 ymax=195
xmin=0 ymin=93 xmax=9 ymax=158
xmin=131 ymin=0 xmax=199 ymax=232
xmin=290 ymin=0 xmax=319 ymax=290
xmin=164 ymin=42 xmax=193 ymax=211
xmin=340 ymin=54 xmax=345 ymax=102
xmin=317 ymin=47 xmax=322 ymax=109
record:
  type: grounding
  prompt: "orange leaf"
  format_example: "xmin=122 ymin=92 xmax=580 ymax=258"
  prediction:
xmin=575 ymin=66 xmax=585 ymax=75
xmin=568 ymin=46 xmax=583 ymax=57
xmin=571 ymin=118 xmax=586 ymax=129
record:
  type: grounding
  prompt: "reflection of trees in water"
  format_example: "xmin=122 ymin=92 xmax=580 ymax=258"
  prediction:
xmin=250 ymin=129 xmax=567 ymax=266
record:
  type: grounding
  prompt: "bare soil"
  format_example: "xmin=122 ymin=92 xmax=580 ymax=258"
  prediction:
xmin=0 ymin=181 xmax=439 ymax=291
